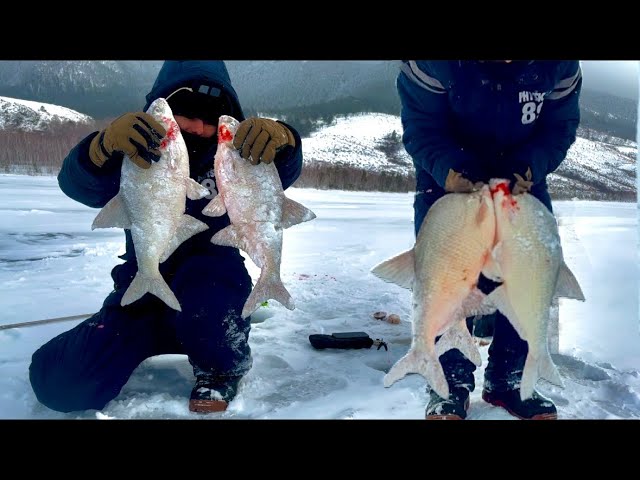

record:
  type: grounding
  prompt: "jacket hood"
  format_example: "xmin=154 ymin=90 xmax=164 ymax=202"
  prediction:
xmin=143 ymin=60 xmax=244 ymax=121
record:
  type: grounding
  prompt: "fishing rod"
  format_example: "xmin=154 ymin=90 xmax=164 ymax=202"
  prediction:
xmin=0 ymin=313 xmax=94 ymax=331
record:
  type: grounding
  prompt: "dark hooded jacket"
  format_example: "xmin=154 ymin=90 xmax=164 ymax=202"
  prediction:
xmin=57 ymin=60 xmax=304 ymax=284
xmin=397 ymin=60 xmax=582 ymax=189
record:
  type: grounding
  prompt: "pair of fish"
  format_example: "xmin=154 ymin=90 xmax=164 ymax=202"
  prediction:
xmin=372 ymin=180 xmax=585 ymax=401
xmin=92 ymin=99 xmax=315 ymax=317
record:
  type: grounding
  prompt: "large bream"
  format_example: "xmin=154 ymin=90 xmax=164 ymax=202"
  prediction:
xmin=202 ymin=115 xmax=316 ymax=319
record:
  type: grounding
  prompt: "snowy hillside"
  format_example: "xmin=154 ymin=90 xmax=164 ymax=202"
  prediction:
xmin=0 ymin=96 xmax=93 ymax=131
xmin=302 ymin=113 xmax=411 ymax=174
xmin=549 ymin=137 xmax=636 ymax=200
xmin=0 ymin=101 xmax=634 ymax=201
xmin=302 ymin=112 xmax=637 ymax=201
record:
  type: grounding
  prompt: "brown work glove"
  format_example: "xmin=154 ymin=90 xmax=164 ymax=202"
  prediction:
xmin=444 ymin=169 xmax=484 ymax=193
xmin=512 ymin=167 xmax=534 ymax=195
xmin=89 ymin=112 xmax=167 ymax=169
xmin=233 ymin=117 xmax=295 ymax=165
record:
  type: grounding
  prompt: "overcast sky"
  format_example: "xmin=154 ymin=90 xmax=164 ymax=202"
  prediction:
xmin=581 ymin=60 xmax=638 ymax=100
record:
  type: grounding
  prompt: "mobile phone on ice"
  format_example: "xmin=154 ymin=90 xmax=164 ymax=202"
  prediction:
xmin=308 ymin=332 xmax=387 ymax=351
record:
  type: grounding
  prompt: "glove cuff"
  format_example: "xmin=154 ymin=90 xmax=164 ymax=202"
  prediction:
xmin=279 ymin=121 xmax=296 ymax=149
xmin=431 ymin=159 xmax=452 ymax=189
xmin=88 ymin=131 xmax=112 ymax=167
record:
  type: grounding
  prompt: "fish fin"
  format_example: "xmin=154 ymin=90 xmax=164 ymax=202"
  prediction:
xmin=280 ymin=197 xmax=316 ymax=228
xmin=476 ymin=192 xmax=492 ymax=225
xmin=242 ymin=272 xmax=294 ymax=318
xmin=555 ymin=261 xmax=585 ymax=301
xmin=91 ymin=194 xmax=131 ymax=230
xmin=486 ymin=285 xmax=526 ymax=341
xmin=383 ymin=348 xmax=449 ymax=399
xmin=383 ymin=351 xmax=417 ymax=387
xmin=520 ymin=351 xmax=563 ymax=401
xmin=461 ymin=287 xmax=497 ymax=318
xmin=435 ymin=320 xmax=482 ymax=366
xmin=519 ymin=354 xmax=539 ymax=401
xmin=121 ymin=273 xmax=181 ymax=311
xmin=370 ymin=249 xmax=415 ymax=290
xmin=481 ymin=241 xmax=503 ymax=282
xmin=185 ymin=178 xmax=211 ymax=200
xmin=210 ymin=225 xmax=244 ymax=250
xmin=539 ymin=349 xmax=564 ymax=387
xmin=160 ymin=214 xmax=209 ymax=263
xmin=201 ymin=196 xmax=227 ymax=217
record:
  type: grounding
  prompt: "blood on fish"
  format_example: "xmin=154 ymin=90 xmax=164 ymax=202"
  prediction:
xmin=490 ymin=180 xmax=519 ymax=210
xmin=218 ymin=124 xmax=233 ymax=143
xmin=503 ymin=195 xmax=519 ymax=210
xmin=490 ymin=180 xmax=510 ymax=197
xmin=160 ymin=117 xmax=179 ymax=150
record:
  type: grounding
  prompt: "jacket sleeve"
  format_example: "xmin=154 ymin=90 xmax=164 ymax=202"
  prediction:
xmin=57 ymin=132 xmax=123 ymax=209
xmin=397 ymin=60 xmax=479 ymax=188
xmin=273 ymin=120 xmax=303 ymax=190
xmin=504 ymin=61 xmax=582 ymax=184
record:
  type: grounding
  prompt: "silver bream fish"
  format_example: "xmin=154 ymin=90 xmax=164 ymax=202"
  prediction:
xmin=202 ymin=115 xmax=316 ymax=318
xmin=371 ymin=185 xmax=497 ymax=399
xmin=482 ymin=179 xmax=585 ymax=400
xmin=92 ymin=97 xmax=211 ymax=311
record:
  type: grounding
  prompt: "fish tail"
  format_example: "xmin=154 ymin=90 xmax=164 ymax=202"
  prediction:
xmin=519 ymin=354 xmax=539 ymax=401
xmin=520 ymin=348 xmax=563 ymax=401
xmin=121 ymin=272 xmax=181 ymax=312
xmin=540 ymin=349 xmax=564 ymax=388
xmin=241 ymin=273 xmax=294 ymax=319
xmin=435 ymin=319 xmax=482 ymax=366
xmin=383 ymin=348 xmax=450 ymax=399
xmin=383 ymin=351 xmax=416 ymax=387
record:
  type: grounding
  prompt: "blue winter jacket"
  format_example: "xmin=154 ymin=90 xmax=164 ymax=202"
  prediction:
xmin=57 ymin=60 xmax=303 ymax=281
xmin=397 ymin=60 xmax=582 ymax=189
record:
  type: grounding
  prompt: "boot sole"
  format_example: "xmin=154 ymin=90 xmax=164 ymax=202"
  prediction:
xmin=189 ymin=399 xmax=228 ymax=413
xmin=425 ymin=397 xmax=470 ymax=420
xmin=482 ymin=390 xmax=557 ymax=420
xmin=425 ymin=414 xmax=465 ymax=420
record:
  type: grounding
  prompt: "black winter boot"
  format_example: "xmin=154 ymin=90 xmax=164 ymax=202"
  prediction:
xmin=482 ymin=313 xmax=557 ymax=420
xmin=482 ymin=388 xmax=557 ymax=420
xmin=189 ymin=369 xmax=242 ymax=413
xmin=425 ymin=386 xmax=471 ymax=420
xmin=424 ymin=348 xmax=476 ymax=420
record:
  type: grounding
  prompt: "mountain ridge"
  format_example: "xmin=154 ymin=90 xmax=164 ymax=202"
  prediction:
xmin=0 ymin=98 xmax=633 ymax=202
xmin=0 ymin=60 xmax=635 ymax=141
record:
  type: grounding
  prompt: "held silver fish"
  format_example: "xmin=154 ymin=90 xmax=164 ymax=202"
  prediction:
xmin=372 ymin=185 xmax=497 ymax=399
xmin=91 ymin=97 xmax=211 ymax=311
xmin=202 ymin=115 xmax=316 ymax=319
xmin=482 ymin=179 xmax=585 ymax=400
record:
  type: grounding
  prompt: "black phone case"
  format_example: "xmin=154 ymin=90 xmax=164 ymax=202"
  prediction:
xmin=308 ymin=332 xmax=374 ymax=350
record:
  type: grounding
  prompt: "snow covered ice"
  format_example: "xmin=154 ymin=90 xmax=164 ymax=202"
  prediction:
xmin=1 ymin=174 xmax=638 ymax=419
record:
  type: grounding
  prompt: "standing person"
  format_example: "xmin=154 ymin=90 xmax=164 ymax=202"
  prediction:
xmin=397 ymin=60 xmax=582 ymax=420
xmin=29 ymin=60 xmax=303 ymax=414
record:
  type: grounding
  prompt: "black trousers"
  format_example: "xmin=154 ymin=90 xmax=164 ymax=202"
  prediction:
xmin=29 ymin=253 xmax=253 ymax=413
